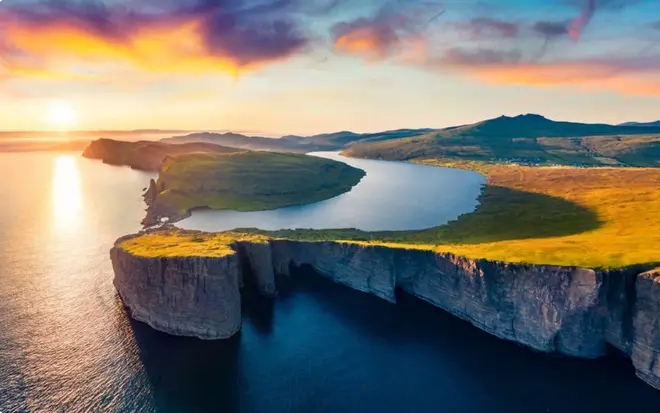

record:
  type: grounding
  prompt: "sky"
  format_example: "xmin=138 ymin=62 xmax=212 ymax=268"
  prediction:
xmin=0 ymin=0 xmax=659 ymax=135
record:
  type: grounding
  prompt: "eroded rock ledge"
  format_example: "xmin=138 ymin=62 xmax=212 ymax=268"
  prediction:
xmin=110 ymin=232 xmax=660 ymax=390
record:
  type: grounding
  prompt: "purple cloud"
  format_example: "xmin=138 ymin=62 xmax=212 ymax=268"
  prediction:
xmin=0 ymin=0 xmax=334 ymax=73
xmin=453 ymin=18 xmax=520 ymax=39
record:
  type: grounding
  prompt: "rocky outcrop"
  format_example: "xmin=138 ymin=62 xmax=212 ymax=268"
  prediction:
xmin=631 ymin=268 xmax=660 ymax=389
xmin=111 ymin=234 xmax=660 ymax=390
xmin=237 ymin=241 xmax=277 ymax=296
xmin=111 ymin=241 xmax=241 ymax=340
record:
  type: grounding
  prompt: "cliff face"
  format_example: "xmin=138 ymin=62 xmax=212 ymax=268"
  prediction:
xmin=632 ymin=269 xmax=660 ymax=389
xmin=110 ymin=245 xmax=241 ymax=340
xmin=111 ymin=236 xmax=660 ymax=390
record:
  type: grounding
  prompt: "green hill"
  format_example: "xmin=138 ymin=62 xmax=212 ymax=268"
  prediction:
xmin=345 ymin=114 xmax=660 ymax=167
xmin=144 ymin=151 xmax=365 ymax=225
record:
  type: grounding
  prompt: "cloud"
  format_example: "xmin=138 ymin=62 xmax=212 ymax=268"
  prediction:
xmin=452 ymin=18 xmax=519 ymax=39
xmin=533 ymin=20 xmax=570 ymax=39
xmin=568 ymin=0 xmax=596 ymax=40
xmin=652 ymin=21 xmax=660 ymax=30
xmin=440 ymin=48 xmax=522 ymax=66
xmin=436 ymin=52 xmax=660 ymax=96
xmin=0 ymin=0 xmax=326 ymax=80
xmin=332 ymin=2 xmax=444 ymax=60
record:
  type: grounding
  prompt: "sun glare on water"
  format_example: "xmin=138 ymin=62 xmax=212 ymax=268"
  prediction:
xmin=52 ymin=156 xmax=82 ymax=228
xmin=49 ymin=101 xmax=78 ymax=129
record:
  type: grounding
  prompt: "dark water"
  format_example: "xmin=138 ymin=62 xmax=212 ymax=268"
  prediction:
xmin=1 ymin=152 xmax=660 ymax=412
xmin=179 ymin=152 xmax=486 ymax=232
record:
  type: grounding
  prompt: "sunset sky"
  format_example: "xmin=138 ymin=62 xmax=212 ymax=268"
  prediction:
xmin=1 ymin=0 xmax=659 ymax=135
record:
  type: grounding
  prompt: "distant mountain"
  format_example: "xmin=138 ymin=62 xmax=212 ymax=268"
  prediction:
xmin=428 ymin=114 xmax=660 ymax=139
xmin=162 ymin=129 xmax=434 ymax=152
xmin=300 ymin=129 xmax=435 ymax=146
xmin=82 ymin=138 xmax=242 ymax=171
xmin=619 ymin=121 xmax=660 ymax=127
xmin=345 ymin=114 xmax=660 ymax=167
xmin=161 ymin=132 xmax=335 ymax=152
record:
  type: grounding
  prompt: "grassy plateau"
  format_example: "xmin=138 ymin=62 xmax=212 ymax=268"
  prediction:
xmin=124 ymin=156 xmax=660 ymax=270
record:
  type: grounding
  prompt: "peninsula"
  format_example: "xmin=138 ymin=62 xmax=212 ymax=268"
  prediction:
xmin=82 ymin=138 xmax=242 ymax=171
xmin=142 ymin=151 xmax=366 ymax=226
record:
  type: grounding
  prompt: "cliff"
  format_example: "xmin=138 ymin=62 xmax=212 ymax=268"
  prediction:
xmin=111 ymin=232 xmax=660 ymax=390
xmin=110 ymin=236 xmax=241 ymax=340
xmin=82 ymin=138 xmax=241 ymax=171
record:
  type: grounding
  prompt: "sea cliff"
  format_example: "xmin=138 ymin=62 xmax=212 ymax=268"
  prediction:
xmin=111 ymin=232 xmax=660 ymax=390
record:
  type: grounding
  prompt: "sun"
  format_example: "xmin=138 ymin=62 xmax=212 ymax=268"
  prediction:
xmin=49 ymin=101 xmax=77 ymax=128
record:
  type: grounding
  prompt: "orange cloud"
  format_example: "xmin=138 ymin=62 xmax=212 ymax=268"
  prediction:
xmin=0 ymin=1 xmax=310 ymax=81
xmin=332 ymin=3 xmax=444 ymax=61
xmin=451 ymin=60 xmax=660 ymax=96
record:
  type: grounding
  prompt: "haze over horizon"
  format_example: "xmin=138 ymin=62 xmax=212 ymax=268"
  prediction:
xmin=1 ymin=0 xmax=659 ymax=135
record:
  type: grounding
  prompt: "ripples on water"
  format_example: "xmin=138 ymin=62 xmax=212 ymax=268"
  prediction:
xmin=1 ymin=152 xmax=660 ymax=413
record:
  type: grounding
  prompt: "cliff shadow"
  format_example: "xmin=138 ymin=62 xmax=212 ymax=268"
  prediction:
xmin=398 ymin=185 xmax=603 ymax=245
xmin=284 ymin=266 xmax=660 ymax=411
xmin=237 ymin=248 xmax=276 ymax=335
xmin=128 ymin=318 xmax=241 ymax=413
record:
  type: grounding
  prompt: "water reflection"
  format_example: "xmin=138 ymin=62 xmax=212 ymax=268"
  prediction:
xmin=51 ymin=155 xmax=82 ymax=229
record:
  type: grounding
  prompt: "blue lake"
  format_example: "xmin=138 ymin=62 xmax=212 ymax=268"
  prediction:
xmin=179 ymin=152 xmax=486 ymax=232
xmin=1 ymin=151 xmax=659 ymax=412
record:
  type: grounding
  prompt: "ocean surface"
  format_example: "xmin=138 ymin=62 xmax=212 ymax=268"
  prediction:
xmin=179 ymin=152 xmax=486 ymax=232
xmin=1 ymin=151 xmax=660 ymax=412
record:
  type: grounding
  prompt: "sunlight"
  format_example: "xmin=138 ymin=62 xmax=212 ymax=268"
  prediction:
xmin=49 ymin=101 xmax=78 ymax=129
xmin=52 ymin=155 xmax=82 ymax=227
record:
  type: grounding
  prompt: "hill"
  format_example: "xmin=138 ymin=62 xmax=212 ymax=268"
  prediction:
xmin=82 ymin=138 xmax=242 ymax=171
xmin=345 ymin=114 xmax=660 ymax=167
xmin=144 ymin=151 xmax=365 ymax=225
xmin=283 ymin=128 xmax=434 ymax=147
xmin=161 ymin=132 xmax=335 ymax=152
xmin=163 ymin=129 xmax=433 ymax=152
xmin=620 ymin=121 xmax=660 ymax=127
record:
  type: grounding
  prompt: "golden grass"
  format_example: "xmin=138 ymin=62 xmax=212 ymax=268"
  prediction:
xmin=119 ymin=229 xmax=270 ymax=258
xmin=393 ymin=161 xmax=660 ymax=268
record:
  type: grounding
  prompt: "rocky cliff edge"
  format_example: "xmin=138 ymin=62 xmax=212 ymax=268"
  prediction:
xmin=110 ymin=230 xmax=660 ymax=390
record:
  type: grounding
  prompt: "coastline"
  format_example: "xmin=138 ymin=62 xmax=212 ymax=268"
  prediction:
xmin=111 ymin=228 xmax=660 ymax=390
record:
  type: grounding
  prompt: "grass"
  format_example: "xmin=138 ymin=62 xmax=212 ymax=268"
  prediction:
xmin=125 ymin=159 xmax=660 ymax=270
xmin=119 ymin=229 xmax=270 ymax=258
xmin=153 ymin=151 xmax=365 ymax=214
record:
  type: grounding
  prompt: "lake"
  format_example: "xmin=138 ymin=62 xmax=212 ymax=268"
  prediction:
xmin=1 ymin=151 xmax=660 ymax=412
xmin=178 ymin=152 xmax=486 ymax=232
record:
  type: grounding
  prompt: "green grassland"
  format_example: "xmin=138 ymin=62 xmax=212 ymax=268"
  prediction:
xmin=152 ymin=151 xmax=365 ymax=216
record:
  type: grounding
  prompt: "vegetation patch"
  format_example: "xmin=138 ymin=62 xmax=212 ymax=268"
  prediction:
xmin=145 ymin=151 xmax=365 ymax=225
xmin=119 ymin=228 xmax=270 ymax=258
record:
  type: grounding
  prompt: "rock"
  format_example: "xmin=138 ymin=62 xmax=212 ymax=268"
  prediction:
xmin=631 ymin=268 xmax=660 ymax=390
xmin=236 ymin=241 xmax=277 ymax=296
xmin=110 ymin=233 xmax=660 ymax=390
xmin=110 ymin=244 xmax=241 ymax=340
